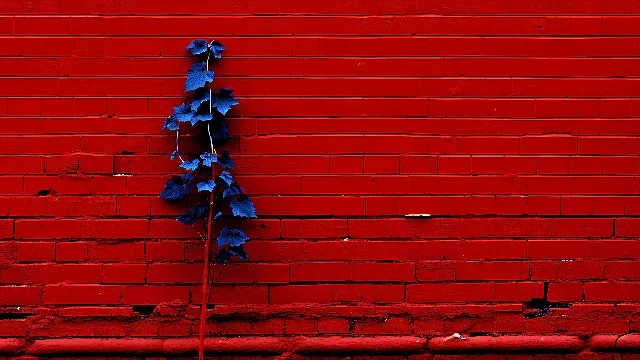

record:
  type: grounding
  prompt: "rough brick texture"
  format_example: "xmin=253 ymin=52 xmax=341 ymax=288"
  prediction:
xmin=2 ymin=0 xmax=640 ymax=358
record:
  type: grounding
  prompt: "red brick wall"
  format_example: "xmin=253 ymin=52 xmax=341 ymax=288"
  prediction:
xmin=2 ymin=0 xmax=640 ymax=358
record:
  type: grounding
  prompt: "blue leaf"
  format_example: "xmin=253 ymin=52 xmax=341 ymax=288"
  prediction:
xmin=200 ymin=152 xmax=218 ymax=167
xmin=209 ymin=40 xmax=226 ymax=59
xmin=219 ymin=171 xmax=233 ymax=186
xmin=214 ymin=211 xmax=223 ymax=219
xmin=161 ymin=117 xmax=180 ymax=131
xmin=214 ymin=248 xmax=231 ymax=263
xmin=185 ymin=61 xmax=214 ymax=92
xmin=229 ymin=245 xmax=248 ymax=260
xmin=217 ymin=227 xmax=249 ymax=247
xmin=230 ymin=195 xmax=257 ymax=219
xmin=177 ymin=204 xmax=207 ymax=225
xmin=197 ymin=180 xmax=216 ymax=192
xmin=179 ymin=159 xmax=200 ymax=171
xmin=222 ymin=182 xmax=244 ymax=199
xmin=182 ymin=172 xmax=193 ymax=183
xmin=186 ymin=40 xmax=209 ymax=55
xmin=211 ymin=88 xmax=239 ymax=116
xmin=171 ymin=104 xmax=193 ymax=123
xmin=170 ymin=150 xmax=180 ymax=161
xmin=190 ymin=89 xmax=210 ymax=112
xmin=190 ymin=111 xmax=213 ymax=125
xmin=159 ymin=175 xmax=190 ymax=200
xmin=211 ymin=119 xmax=229 ymax=142
xmin=218 ymin=150 xmax=234 ymax=169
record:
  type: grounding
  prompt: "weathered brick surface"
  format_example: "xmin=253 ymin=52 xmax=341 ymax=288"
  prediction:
xmin=2 ymin=0 xmax=640 ymax=357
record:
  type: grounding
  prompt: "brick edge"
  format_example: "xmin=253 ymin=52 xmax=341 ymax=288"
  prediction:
xmin=2 ymin=335 xmax=640 ymax=355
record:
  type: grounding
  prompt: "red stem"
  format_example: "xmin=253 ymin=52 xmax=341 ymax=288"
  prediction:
xmin=199 ymin=190 xmax=215 ymax=360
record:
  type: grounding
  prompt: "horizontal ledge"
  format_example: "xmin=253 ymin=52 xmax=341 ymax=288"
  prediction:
xmin=3 ymin=335 xmax=640 ymax=355
xmin=17 ymin=337 xmax=426 ymax=355
xmin=428 ymin=335 xmax=583 ymax=353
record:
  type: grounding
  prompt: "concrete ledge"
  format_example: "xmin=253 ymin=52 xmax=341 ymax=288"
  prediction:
xmin=429 ymin=336 xmax=583 ymax=353
xmin=2 ymin=335 xmax=640 ymax=355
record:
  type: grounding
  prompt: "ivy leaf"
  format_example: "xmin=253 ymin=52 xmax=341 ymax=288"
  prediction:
xmin=186 ymin=40 xmax=209 ymax=55
xmin=218 ymin=150 xmax=234 ymax=169
xmin=219 ymin=171 xmax=233 ymax=186
xmin=172 ymin=104 xmax=193 ymax=123
xmin=217 ymin=227 xmax=249 ymax=247
xmin=214 ymin=211 xmax=223 ymax=219
xmin=223 ymin=182 xmax=243 ymax=198
xmin=185 ymin=61 xmax=214 ymax=92
xmin=229 ymin=245 xmax=248 ymax=260
xmin=161 ymin=117 xmax=179 ymax=131
xmin=190 ymin=88 xmax=211 ymax=112
xmin=182 ymin=172 xmax=193 ymax=183
xmin=159 ymin=175 xmax=190 ymax=200
xmin=215 ymin=248 xmax=231 ymax=263
xmin=209 ymin=40 xmax=226 ymax=59
xmin=170 ymin=150 xmax=180 ymax=161
xmin=197 ymin=180 xmax=216 ymax=192
xmin=179 ymin=159 xmax=200 ymax=171
xmin=230 ymin=195 xmax=257 ymax=219
xmin=200 ymin=152 xmax=217 ymax=167
xmin=177 ymin=204 xmax=207 ymax=225
xmin=211 ymin=119 xmax=229 ymax=142
xmin=190 ymin=111 xmax=213 ymax=125
xmin=211 ymin=88 xmax=239 ymax=115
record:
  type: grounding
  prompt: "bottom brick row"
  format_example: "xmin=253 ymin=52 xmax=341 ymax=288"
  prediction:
xmin=1 ymin=334 xmax=640 ymax=358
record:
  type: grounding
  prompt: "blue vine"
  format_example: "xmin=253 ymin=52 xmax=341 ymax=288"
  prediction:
xmin=159 ymin=39 xmax=256 ymax=263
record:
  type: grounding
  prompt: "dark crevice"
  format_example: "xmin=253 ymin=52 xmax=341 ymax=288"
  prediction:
xmin=132 ymin=305 xmax=157 ymax=317
xmin=0 ymin=313 xmax=36 ymax=320
xmin=523 ymin=290 xmax=572 ymax=319
xmin=468 ymin=332 xmax=493 ymax=337
xmin=37 ymin=189 xmax=52 ymax=196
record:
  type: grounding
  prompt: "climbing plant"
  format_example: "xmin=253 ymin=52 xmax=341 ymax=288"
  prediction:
xmin=159 ymin=40 xmax=256 ymax=360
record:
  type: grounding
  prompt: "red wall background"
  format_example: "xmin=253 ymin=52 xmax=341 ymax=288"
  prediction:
xmin=2 ymin=0 xmax=640 ymax=358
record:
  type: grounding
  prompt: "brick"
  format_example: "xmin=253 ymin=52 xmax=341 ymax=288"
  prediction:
xmin=59 ymin=264 xmax=103 ymax=283
xmin=17 ymin=242 xmax=55 ymax=262
xmin=193 ymin=285 xmax=268 ymax=305
xmin=43 ymin=285 xmax=122 ymax=305
xmin=103 ymin=264 xmax=147 ymax=284
xmin=364 ymin=155 xmax=399 ymax=174
xmin=122 ymin=285 xmax=189 ymax=305
xmin=407 ymin=283 xmax=494 ymax=303
xmin=416 ymin=261 xmax=456 ymax=281
xmin=56 ymin=242 xmax=88 ymax=262
xmin=0 ymin=265 xmax=27 ymax=284
xmin=0 ymin=286 xmax=42 ymax=305
xmin=455 ymin=261 xmax=528 ymax=281
xmin=88 ymin=242 xmax=145 ymax=262
xmin=494 ymin=282 xmax=544 ymax=301
xmin=585 ymin=282 xmax=640 ymax=301
xmin=281 ymin=219 xmax=346 ymax=238
xmin=317 ymin=318 xmax=350 ymax=334
xmin=146 ymin=241 xmax=184 ymax=261
xmin=251 ymin=319 xmax=285 ymax=335
xmin=548 ymin=283 xmax=584 ymax=302
xmin=285 ymin=319 xmax=317 ymax=334
xmin=255 ymin=263 xmax=289 ymax=284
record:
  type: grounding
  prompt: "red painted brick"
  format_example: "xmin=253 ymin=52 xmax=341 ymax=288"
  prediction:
xmin=2 ymin=4 xmax=640 ymax=348
xmin=43 ymin=285 xmax=122 ymax=305
xmin=103 ymin=264 xmax=147 ymax=284
xmin=17 ymin=242 xmax=55 ymax=262
xmin=0 ymin=286 xmax=42 ymax=305
xmin=56 ymin=242 xmax=88 ymax=262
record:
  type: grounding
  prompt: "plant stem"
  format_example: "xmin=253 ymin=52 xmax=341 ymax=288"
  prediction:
xmin=198 ymin=52 xmax=216 ymax=360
